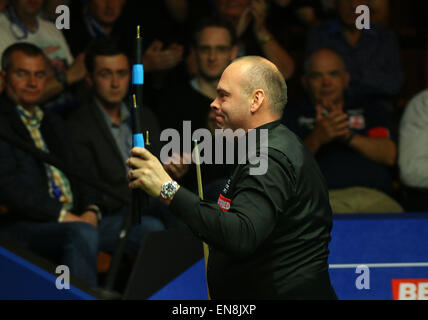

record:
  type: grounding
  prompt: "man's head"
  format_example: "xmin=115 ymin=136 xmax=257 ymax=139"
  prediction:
xmin=303 ymin=48 xmax=350 ymax=108
xmin=10 ymin=0 xmax=44 ymax=18
xmin=336 ymin=0 xmax=370 ymax=28
xmin=1 ymin=43 xmax=48 ymax=108
xmin=85 ymin=39 xmax=130 ymax=107
xmin=88 ymin=0 xmax=126 ymax=28
xmin=192 ymin=18 xmax=238 ymax=81
xmin=211 ymin=56 xmax=287 ymax=131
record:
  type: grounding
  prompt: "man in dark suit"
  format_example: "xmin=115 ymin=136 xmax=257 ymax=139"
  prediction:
xmin=66 ymin=39 xmax=184 ymax=235
xmin=0 ymin=43 xmax=101 ymax=287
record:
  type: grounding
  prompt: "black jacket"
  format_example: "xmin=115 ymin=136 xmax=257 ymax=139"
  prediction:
xmin=0 ymin=95 xmax=100 ymax=223
xmin=66 ymin=98 xmax=161 ymax=215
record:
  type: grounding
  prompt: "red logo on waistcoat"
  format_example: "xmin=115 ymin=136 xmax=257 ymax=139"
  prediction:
xmin=217 ymin=194 xmax=231 ymax=212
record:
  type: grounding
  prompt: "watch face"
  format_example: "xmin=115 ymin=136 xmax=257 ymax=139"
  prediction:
xmin=166 ymin=184 xmax=174 ymax=193
xmin=162 ymin=181 xmax=177 ymax=199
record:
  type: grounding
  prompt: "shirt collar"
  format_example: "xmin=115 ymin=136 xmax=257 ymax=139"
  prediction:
xmin=95 ymin=98 xmax=130 ymax=127
xmin=190 ymin=77 xmax=202 ymax=94
xmin=16 ymin=104 xmax=44 ymax=129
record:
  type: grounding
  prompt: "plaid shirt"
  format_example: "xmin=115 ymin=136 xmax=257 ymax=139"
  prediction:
xmin=17 ymin=105 xmax=74 ymax=212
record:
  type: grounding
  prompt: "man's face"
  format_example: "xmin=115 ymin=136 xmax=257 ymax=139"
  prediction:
xmin=337 ymin=0 xmax=369 ymax=28
xmin=12 ymin=0 xmax=44 ymax=17
xmin=88 ymin=0 xmax=126 ymax=26
xmin=3 ymin=51 xmax=47 ymax=107
xmin=195 ymin=27 xmax=236 ymax=81
xmin=210 ymin=62 xmax=250 ymax=131
xmin=304 ymin=51 xmax=350 ymax=108
xmin=89 ymin=54 xmax=130 ymax=105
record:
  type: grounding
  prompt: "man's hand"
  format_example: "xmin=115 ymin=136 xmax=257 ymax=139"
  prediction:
xmin=312 ymin=106 xmax=350 ymax=146
xmin=65 ymin=53 xmax=86 ymax=85
xmin=127 ymin=147 xmax=173 ymax=197
xmin=163 ymin=153 xmax=191 ymax=180
xmin=251 ymin=0 xmax=268 ymax=36
xmin=80 ymin=211 xmax=98 ymax=228
xmin=62 ymin=211 xmax=97 ymax=228
xmin=143 ymin=40 xmax=184 ymax=72
xmin=236 ymin=6 xmax=253 ymax=38
xmin=304 ymin=104 xmax=351 ymax=154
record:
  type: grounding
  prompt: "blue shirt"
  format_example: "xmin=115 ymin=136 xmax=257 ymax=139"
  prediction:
xmin=96 ymin=100 xmax=132 ymax=166
xmin=282 ymin=97 xmax=394 ymax=194
xmin=306 ymin=19 xmax=403 ymax=99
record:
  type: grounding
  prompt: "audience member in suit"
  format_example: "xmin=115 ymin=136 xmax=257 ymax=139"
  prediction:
xmin=0 ymin=42 xmax=117 ymax=287
xmin=66 ymin=39 xmax=184 ymax=231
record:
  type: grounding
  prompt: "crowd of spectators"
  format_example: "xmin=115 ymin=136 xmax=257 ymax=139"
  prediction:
xmin=0 ymin=0 xmax=427 ymax=289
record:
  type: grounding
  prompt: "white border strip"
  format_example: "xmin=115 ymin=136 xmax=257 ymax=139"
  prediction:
xmin=329 ymin=263 xmax=428 ymax=269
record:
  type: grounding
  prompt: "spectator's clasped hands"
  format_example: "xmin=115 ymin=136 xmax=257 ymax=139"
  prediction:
xmin=236 ymin=0 xmax=268 ymax=39
xmin=313 ymin=99 xmax=351 ymax=146
xmin=66 ymin=53 xmax=87 ymax=85
xmin=143 ymin=40 xmax=184 ymax=72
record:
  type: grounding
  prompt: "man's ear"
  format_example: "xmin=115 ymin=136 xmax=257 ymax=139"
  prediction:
xmin=250 ymin=89 xmax=265 ymax=113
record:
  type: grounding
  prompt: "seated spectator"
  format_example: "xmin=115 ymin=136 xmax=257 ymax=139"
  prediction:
xmin=283 ymin=48 xmax=403 ymax=213
xmin=398 ymin=89 xmax=428 ymax=212
xmin=157 ymin=18 xmax=237 ymax=200
xmin=0 ymin=0 xmax=86 ymax=105
xmin=0 ymin=0 xmax=85 ymax=108
xmin=69 ymin=0 xmax=185 ymax=109
xmin=208 ymin=0 xmax=295 ymax=80
xmin=66 ymin=39 xmax=183 ymax=229
xmin=63 ymin=0 xmax=132 ymax=57
xmin=0 ymin=43 xmax=164 ymax=287
xmin=305 ymin=0 xmax=403 ymax=103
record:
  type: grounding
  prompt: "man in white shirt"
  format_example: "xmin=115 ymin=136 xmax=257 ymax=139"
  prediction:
xmin=399 ymin=89 xmax=428 ymax=211
xmin=0 ymin=0 xmax=85 ymax=103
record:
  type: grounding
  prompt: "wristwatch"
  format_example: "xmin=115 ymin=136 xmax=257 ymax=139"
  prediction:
xmin=160 ymin=181 xmax=179 ymax=200
xmin=85 ymin=205 xmax=102 ymax=221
